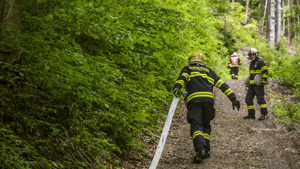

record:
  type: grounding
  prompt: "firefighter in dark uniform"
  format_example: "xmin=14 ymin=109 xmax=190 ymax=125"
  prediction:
xmin=173 ymin=52 xmax=241 ymax=163
xmin=228 ymin=52 xmax=241 ymax=79
xmin=243 ymin=48 xmax=268 ymax=120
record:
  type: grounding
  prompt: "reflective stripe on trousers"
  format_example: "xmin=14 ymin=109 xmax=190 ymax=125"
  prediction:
xmin=245 ymin=85 xmax=268 ymax=116
xmin=187 ymin=102 xmax=214 ymax=151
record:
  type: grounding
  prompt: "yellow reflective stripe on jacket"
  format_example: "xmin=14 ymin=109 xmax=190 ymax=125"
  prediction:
xmin=181 ymin=73 xmax=189 ymax=80
xmin=260 ymin=104 xmax=267 ymax=108
xmin=262 ymin=74 xmax=268 ymax=78
xmin=186 ymin=92 xmax=214 ymax=103
xmin=247 ymin=105 xmax=255 ymax=109
xmin=250 ymin=80 xmax=255 ymax=84
xmin=175 ymin=80 xmax=185 ymax=86
xmin=189 ymin=72 xmax=214 ymax=85
xmin=232 ymin=65 xmax=239 ymax=67
xmin=189 ymin=66 xmax=210 ymax=73
xmin=215 ymin=79 xmax=224 ymax=88
xmin=261 ymin=66 xmax=268 ymax=71
xmin=224 ymin=88 xmax=233 ymax=96
xmin=192 ymin=131 xmax=203 ymax=139
xmin=204 ymin=133 xmax=210 ymax=140
xmin=250 ymin=70 xmax=262 ymax=74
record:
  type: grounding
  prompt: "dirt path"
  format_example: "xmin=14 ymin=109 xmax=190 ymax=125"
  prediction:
xmin=136 ymin=80 xmax=300 ymax=169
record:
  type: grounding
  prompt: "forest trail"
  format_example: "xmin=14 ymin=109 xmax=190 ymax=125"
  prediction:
xmin=136 ymin=79 xmax=300 ymax=169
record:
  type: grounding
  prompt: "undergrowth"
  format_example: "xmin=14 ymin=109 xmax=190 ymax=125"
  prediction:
xmin=0 ymin=0 xmax=299 ymax=168
xmin=270 ymin=94 xmax=300 ymax=124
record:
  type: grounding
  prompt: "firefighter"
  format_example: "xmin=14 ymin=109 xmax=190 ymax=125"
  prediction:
xmin=228 ymin=52 xmax=241 ymax=79
xmin=243 ymin=48 xmax=268 ymax=120
xmin=173 ymin=52 xmax=241 ymax=163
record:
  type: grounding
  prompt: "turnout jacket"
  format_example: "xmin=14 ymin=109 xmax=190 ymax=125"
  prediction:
xmin=174 ymin=62 xmax=237 ymax=105
xmin=229 ymin=56 xmax=241 ymax=67
xmin=249 ymin=57 xmax=268 ymax=85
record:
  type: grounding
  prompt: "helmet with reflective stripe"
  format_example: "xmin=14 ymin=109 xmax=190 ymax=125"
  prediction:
xmin=248 ymin=48 xmax=259 ymax=56
xmin=189 ymin=52 xmax=205 ymax=64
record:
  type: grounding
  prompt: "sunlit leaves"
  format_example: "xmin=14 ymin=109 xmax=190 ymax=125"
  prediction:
xmin=5 ymin=0 xmax=281 ymax=168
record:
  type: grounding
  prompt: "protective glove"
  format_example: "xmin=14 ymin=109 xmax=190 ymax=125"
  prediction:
xmin=173 ymin=88 xmax=181 ymax=97
xmin=232 ymin=99 xmax=240 ymax=111
xmin=259 ymin=78 xmax=268 ymax=85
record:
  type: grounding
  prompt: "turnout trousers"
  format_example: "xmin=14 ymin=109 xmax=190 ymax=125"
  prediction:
xmin=245 ymin=85 xmax=268 ymax=117
xmin=230 ymin=67 xmax=239 ymax=79
xmin=187 ymin=102 xmax=215 ymax=152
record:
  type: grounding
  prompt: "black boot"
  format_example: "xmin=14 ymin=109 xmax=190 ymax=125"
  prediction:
xmin=243 ymin=115 xmax=255 ymax=119
xmin=258 ymin=114 xmax=268 ymax=120
xmin=193 ymin=149 xmax=206 ymax=164
xmin=205 ymin=150 xmax=210 ymax=158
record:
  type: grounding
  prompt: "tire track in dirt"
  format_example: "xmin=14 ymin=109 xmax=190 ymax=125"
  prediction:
xmin=147 ymin=80 xmax=300 ymax=169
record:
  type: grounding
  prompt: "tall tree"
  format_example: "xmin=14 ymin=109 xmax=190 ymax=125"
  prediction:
xmin=268 ymin=0 xmax=276 ymax=48
xmin=262 ymin=0 xmax=268 ymax=31
xmin=291 ymin=0 xmax=299 ymax=44
xmin=276 ymin=0 xmax=282 ymax=49
xmin=287 ymin=0 xmax=292 ymax=44
xmin=297 ymin=0 xmax=300 ymax=43
xmin=243 ymin=0 xmax=250 ymax=24
xmin=282 ymin=0 xmax=285 ymax=36
xmin=0 ymin=0 xmax=22 ymax=63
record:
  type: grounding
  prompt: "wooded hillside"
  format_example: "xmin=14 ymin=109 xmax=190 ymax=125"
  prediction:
xmin=0 ymin=0 xmax=299 ymax=168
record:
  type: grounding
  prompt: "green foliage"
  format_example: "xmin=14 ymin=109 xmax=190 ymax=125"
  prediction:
xmin=1 ymin=0 xmax=299 ymax=168
xmin=244 ymin=160 xmax=263 ymax=167
xmin=0 ymin=127 xmax=57 ymax=168
xmin=270 ymin=49 xmax=300 ymax=98
xmin=271 ymin=96 xmax=300 ymax=123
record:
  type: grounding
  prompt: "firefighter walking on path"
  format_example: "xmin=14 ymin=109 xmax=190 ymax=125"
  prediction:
xmin=243 ymin=48 xmax=269 ymax=120
xmin=228 ymin=52 xmax=241 ymax=79
xmin=173 ymin=52 xmax=241 ymax=164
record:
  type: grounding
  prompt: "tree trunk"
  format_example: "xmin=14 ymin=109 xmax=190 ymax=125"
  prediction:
xmin=267 ymin=0 xmax=271 ymax=41
xmin=291 ymin=2 xmax=295 ymax=44
xmin=282 ymin=0 xmax=285 ymax=36
xmin=249 ymin=1 xmax=253 ymax=21
xmin=287 ymin=0 xmax=292 ymax=44
xmin=262 ymin=0 xmax=268 ymax=32
xmin=243 ymin=0 xmax=250 ymax=24
xmin=297 ymin=0 xmax=300 ymax=44
xmin=0 ymin=0 xmax=22 ymax=63
xmin=268 ymin=0 xmax=275 ymax=48
xmin=275 ymin=0 xmax=282 ymax=50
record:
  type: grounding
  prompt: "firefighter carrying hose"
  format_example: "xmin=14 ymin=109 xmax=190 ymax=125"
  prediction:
xmin=243 ymin=48 xmax=268 ymax=120
xmin=228 ymin=52 xmax=241 ymax=79
xmin=173 ymin=52 xmax=241 ymax=163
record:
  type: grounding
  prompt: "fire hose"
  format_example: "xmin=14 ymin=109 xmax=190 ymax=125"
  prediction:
xmin=149 ymin=91 xmax=187 ymax=169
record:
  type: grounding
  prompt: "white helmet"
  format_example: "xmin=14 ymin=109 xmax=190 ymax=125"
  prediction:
xmin=231 ymin=52 xmax=238 ymax=56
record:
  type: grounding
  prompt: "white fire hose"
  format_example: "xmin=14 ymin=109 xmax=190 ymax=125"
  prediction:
xmin=149 ymin=96 xmax=180 ymax=169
